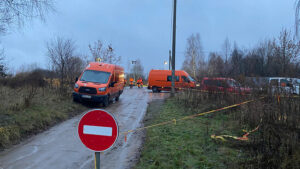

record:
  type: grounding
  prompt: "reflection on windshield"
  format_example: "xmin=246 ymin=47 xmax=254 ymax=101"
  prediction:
xmin=188 ymin=76 xmax=195 ymax=82
xmin=80 ymin=70 xmax=111 ymax=84
xmin=228 ymin=80 xmax=240 ymax=87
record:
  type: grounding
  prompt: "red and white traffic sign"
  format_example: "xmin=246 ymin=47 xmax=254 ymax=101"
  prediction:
xmin=78 ymin=109 xmax=118 ymax=152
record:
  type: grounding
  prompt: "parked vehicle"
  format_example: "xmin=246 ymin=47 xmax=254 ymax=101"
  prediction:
xmin=268 ymin=77 xmax=299 ymax=95
xmin=73 ymin=62 xmax=124 ymax=106
xmin=147 ymin=70 xmax=196 ymax=93
xmin=200 ymin=77 xmax=251 ymax=94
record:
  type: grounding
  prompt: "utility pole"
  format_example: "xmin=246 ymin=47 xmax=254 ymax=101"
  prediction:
xmin=169 ymin=50 xmax=171 ymax=70
xmin=171 ymin=0 xmax=177 ymax=97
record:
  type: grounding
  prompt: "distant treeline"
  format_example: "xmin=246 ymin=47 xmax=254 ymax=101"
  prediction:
xmin=183 ymin=29 xmax=300 ymax=81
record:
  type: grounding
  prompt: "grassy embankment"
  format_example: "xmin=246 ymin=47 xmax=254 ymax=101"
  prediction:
xmin=136 ymin=90 xmax=300 ymax=169
xmin=0 ymin=86 xmax=86 ymax=150
xmin=136 ymin=98 xmax=246 ymax=169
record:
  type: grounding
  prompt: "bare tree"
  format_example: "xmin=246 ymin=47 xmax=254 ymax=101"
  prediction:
xmin=222 ymin=37 xmax=231 ymax=63
xmin=65 ymin=56 xmax=85 ymax=84
xmin=207 ymin=52 xmax=224 ymax=77
xmin=0 ymin=52 xmax=5 ymax=77
xmin=0 ymin=0 xmax=53 ymax=35
xmin=88 ymin=40 xmax=103 ymax=61
xmin=88 ymin=40 xmax=121 ymax=64
xmin=204 ymin=29 xmax=300 ymax=78
xmin=182 ymin=33 xmax=204 ymax=80
xmin=47 ymin=37 xmax=76 ymax=91
xmin=295 ymin=0 xmax=300 ymax=37
xmin=230 ymin=45 xmax=244 ymax=76
xmin=255 ymin=39 xmax=277 ymax=76
xmin=276 ymin=29 xmax=300 ymax=75
xmin=130 ymin=59 xmax=144 ymax=80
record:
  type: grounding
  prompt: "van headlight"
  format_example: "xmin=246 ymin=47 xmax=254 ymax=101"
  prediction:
xmin=98 ymin=87 xmax=106 ymax=91
xmin=74 ymin=84 xmax=79 ymax=88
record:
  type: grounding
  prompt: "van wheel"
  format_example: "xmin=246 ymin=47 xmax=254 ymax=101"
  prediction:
xmin=115 ymin=93 xmax=120 ymax=101
xmin=152 ymin=87 xmax=158 ymax=93
xmin=103 ymin=96 xmax=109 ymax=107
xmin=73 ymin=97 xmax=79 ymax=103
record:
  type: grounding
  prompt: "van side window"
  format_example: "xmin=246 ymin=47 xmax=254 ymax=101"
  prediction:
xmin=217 ymin=80 xmax=228 ymax=87
xmin=182 ymin=76 xmax=189 ymax=83
xmin=167 ymin=76 xmax=179 ymax=82
xmin=279 ymin=79 xmax=293 ymax=87
xmin=227 ymin=80 xmax=239 ymax=87
xmin=204 ymin=80 xmax=217 ymax=86
xmin=270 ymin=79 xmax=278 ymax=86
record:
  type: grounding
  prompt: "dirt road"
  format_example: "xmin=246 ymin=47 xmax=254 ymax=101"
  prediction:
xmin=0 ymin=88 xmax=169 ymax=169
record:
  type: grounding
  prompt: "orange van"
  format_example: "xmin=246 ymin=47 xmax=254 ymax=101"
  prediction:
xmin=73 ymin=62 xmax=124 ymax=106
xmin=147 ymin=70 xmax=196 ymax=92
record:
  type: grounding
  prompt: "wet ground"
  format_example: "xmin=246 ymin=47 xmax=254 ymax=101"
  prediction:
xmin=0 ymin=87 xmax=169 ymax=169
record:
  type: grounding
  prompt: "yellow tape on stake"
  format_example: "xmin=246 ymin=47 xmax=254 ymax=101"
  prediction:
xmin=122 ymin=97 xmax=264 ymax=135
xmin=211 ymin=125 xmax=260 ymax=142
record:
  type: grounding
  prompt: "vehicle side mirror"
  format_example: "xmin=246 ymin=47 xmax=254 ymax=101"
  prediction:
xmin=75 ymin=77 xmax=78 ymax=82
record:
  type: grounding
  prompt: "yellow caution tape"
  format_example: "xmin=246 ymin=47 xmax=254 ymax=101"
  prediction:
xmin=187 ymin=88 xmax=300 ymax=98
xmin=211 ymin=122 xmax=261 ymax=142
xmin=173 ymin=119 xmax=176 ymax=125
xmin=122 ymin=97 xmax=264 ymax=135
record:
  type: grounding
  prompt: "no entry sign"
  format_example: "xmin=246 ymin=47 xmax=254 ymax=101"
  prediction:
xmin=78 ymin=109 xmax=118 ymax=152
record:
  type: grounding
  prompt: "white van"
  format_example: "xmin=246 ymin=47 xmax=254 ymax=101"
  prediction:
xmin=268 ymin=77 xmax=299 ymax=95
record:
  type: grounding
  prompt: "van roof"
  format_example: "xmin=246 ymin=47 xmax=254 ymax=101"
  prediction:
xmin=150 ymin=69 xmax=187 ymax=74
xmin=86 ymin=62 xmax=122 ymax=72
xmin=268 ymin=77 xmax=290 ymax=80
xmin=203 ymin=77 xmax=234 ymax=81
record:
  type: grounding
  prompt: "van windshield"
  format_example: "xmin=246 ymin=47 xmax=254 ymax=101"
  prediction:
xmin=80 ymin=70 xmax=111 ymax=84
xmin=227 ymin=80 xmax=240 ymax=87
xmin=188 ymin=76 xmax=195 ymax=82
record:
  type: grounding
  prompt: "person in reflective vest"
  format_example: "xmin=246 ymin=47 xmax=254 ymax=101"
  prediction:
xmin=137 ymin=77 xmax=143 ymax=88
xmin=129 ymin=78 xmax=134 ymax=88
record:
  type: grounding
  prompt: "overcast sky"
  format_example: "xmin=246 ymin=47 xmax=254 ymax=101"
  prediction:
xmin=1 ymin=0 xmax=296 ymax=74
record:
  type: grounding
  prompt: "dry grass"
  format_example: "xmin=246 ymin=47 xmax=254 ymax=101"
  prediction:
xmin=0 ymin=85 xmax=86 ymax=150
xmin=174 ymin=89 xmax=300 ymax=169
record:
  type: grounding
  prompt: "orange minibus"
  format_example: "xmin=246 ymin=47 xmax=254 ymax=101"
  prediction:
xmin=73 ymin=62 xmax=124 ymax=106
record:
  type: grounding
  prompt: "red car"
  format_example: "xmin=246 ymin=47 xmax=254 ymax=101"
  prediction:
xmin=200 ymin=77 xmax=251 ymax=94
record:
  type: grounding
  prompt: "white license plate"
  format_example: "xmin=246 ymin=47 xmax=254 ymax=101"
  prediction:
xmin=82 ymin=95 xmax=91 ymax=99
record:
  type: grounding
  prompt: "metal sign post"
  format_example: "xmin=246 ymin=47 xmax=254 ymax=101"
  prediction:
xmin=95 ymin=152 xmax=100 ymax=169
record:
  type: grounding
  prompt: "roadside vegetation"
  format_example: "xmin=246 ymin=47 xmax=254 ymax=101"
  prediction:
xmin=136 ymin=25 xmax=300 ymax=169
xmin=136 ymin=89 xmax=299 ymax=169
xmin=0 ymin=70 xmax=86 ymax=150
xmin=136 ymin=98 xmax=246 ymax=169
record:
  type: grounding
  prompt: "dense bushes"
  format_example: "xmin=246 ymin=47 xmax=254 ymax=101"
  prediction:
xmin=176 ymin=89 xmax=299 ymax=169
xmin=0 ymin=70 xmax=49 ymax=88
